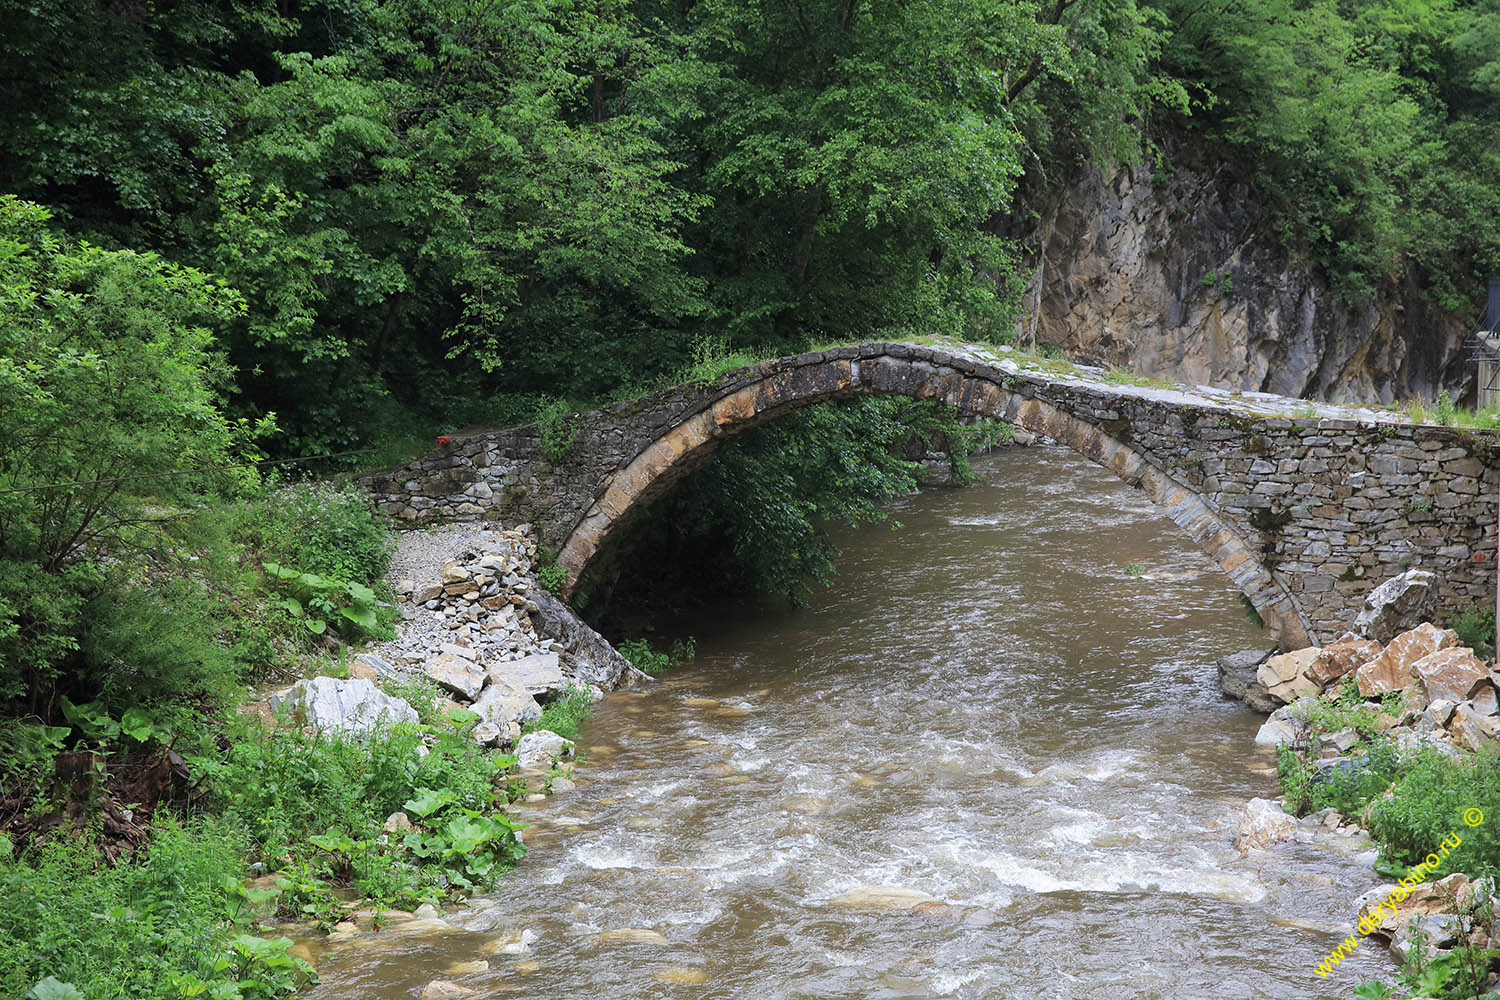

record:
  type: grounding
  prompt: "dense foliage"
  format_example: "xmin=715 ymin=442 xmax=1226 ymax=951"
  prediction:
xmin=1152 ymin=0 xmax=1500 ymax=306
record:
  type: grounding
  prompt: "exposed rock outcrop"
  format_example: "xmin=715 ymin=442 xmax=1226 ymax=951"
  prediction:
xmin=1018 ymin=160 xmax=1472 ymax=404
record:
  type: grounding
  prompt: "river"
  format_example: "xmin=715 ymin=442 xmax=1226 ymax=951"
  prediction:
xmin=305 ymin=445 xmax=1393 ymax=998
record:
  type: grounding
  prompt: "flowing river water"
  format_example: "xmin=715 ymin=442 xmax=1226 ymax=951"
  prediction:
xmin=306 ymin=445 xmax=1395 ymax=999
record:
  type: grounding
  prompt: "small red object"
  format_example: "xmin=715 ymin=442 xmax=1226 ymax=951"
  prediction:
xmin=1475 ymin=552 xmax=1487 ymax=562
xmin=436 ymin=435 xmax=451 ymax=446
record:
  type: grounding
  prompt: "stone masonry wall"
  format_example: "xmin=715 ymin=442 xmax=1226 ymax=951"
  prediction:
xmin=359 ymin=343 xmax=1500 ymax=649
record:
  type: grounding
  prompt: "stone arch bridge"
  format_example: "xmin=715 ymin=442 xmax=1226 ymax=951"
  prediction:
xmin=361 ymin=341 xmax=1499 ymax=650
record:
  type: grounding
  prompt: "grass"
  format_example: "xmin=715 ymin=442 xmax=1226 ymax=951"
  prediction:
xmin=1123 ymin=561 xmax=1145 ymax=577
xmin=1389 ymin=389 xmax=1500 ymax=429
xmin=525 ymin=686 xmax=594 ymax=740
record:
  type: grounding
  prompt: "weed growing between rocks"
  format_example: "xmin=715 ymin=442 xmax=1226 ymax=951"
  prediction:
xmin=618 ymin=637 xmax=697 ymax=677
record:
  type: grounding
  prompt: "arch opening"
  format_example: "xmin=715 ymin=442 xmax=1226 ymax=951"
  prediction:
xmin=557 ymin=354 xmax=1312 ymax=650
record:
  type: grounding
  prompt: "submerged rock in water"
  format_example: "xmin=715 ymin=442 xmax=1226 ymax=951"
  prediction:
xmin=418 ymin=982 xmax=476 ymax=1000
xmin=594 ymin=928 xmax=669 ymax=946
xmin=828 ymin=886 xmax=936 ymax=910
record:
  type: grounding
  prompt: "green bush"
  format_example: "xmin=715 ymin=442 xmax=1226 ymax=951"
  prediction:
xmin=1309 ymin=736 xmax=1401 ymax=819
xmin=1450 ymin=605 xmax=1496 ymax=661
xmin=0 ymin=817 xmax=315 ymax=1000
xmin=74 ymin=575 xmax=245 ymax=716
xmin=1369 ymin=749 xmax=1500 ymax=879
xmin=239 ymin=482 xmax=393 ymax=588
xmin=190 ymin=714 xmax=520 ymax=907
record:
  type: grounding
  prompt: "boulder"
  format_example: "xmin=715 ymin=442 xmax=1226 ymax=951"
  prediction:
xmin=1451 ymin=702 xmax=1500 ymax=750
xmin=419 ymin=982 xmax=476 ymax=1000
xmin=515 ymin=729 xmax=575 ymax=769
xmin=1308 ymin=634 xmax=1383 ymax=687
xmin=1423 ymin=700 xmax=1458 ymax=728
xmin=1412 ymin=647 xmax=1489 ymax=704
xmin=425 ymin=654 xmax=486 ymax=702
xmin=1356 ymin=624 xmax=1458 ymax=697
xmin=1355 ymin=569 xmax=1437 ymax=643
xmin=276 ymin=677 xmax=417 ymax=737
xmin=488 ymin=652 xmax=568 ymax=700
xmin=1257 ymin=647 xmax=1321 ymax=704
xmin=1234 ymin=797 xmax=1298 ymax=852
xmin=472 ymin=677 xmax=541 ymax=729
xmin=1467 ymin=677 xmax=1499 ymax=717
xmin=1217 ymin=648 xmax=1278 ymax=713
xmin=527 ymin=590 xmax=642 ymax=689
xmin=1254 ymin=704 xmax=1302 ymax=747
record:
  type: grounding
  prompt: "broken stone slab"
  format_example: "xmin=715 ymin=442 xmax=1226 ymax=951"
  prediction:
xmin=486 ymin=652 xmax=568 ymax=699
xmin=1356 ymin=623 xmax=1458 ymax=697
xmin=472 ymin=677 xmax=541 ymax=729
xmin=1412 ymin=646 xmax=1489 ymax=704
xmin=527 ymin=590 xmax=644 ymax=689
xmin=1354 ymin=569 xmax=1437 ymax=643
xmin=1308 ymin=634 xmax=1382 ymax=687
xmin=354 ymin=652 xmax=399 ymax=678
xmin=275 ymin=676 xmax=418 ymax=738
xmin=425 ymin=654 xmax=486 ymax=703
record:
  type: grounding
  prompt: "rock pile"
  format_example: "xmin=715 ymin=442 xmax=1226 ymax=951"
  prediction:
xmin=1242 ymin=621 xmax=1499 ymax=754
xmin=374 ymin=523 xmax=640 ymax=747
xmin=378 ymin=526 xmax=583 ymax=746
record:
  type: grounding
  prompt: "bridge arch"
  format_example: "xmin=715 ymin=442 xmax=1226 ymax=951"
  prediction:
xmin=556 ymin=350 xmax=1312 ymax=648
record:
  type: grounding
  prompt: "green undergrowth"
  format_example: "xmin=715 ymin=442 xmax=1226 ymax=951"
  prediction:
xmin=525 ymin=686 xmax=595 ymax=741
xmin=0 ymin=817 xmax=315 ymax=1000
xmin=0 ymin=706 xmax=529 ymax=1000
xmin=1275 ymin=683 xmax=1500 ymax=881
xmin=1451 ymin=605 xmax=1497 ymax=661
xmin=618 ymin=637 xmax=698 ymax=677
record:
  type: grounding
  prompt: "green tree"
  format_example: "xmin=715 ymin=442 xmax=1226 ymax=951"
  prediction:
xmin=0 ymin=196 xmax=259 ymax=704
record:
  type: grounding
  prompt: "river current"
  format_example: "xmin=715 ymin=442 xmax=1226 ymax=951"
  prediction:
xmin=306 ymin=445 xmax=1393 ymax=999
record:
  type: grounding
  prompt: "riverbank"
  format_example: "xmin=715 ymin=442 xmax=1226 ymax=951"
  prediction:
xmin=1220 ymin=585 xmax=1500 ymax=998
xmin=290 ymin=445 xmax=1397 ymax=998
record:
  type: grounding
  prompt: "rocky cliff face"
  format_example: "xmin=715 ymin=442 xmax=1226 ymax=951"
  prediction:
xmin=1018 ymin=162 xmax=1475 ymax=404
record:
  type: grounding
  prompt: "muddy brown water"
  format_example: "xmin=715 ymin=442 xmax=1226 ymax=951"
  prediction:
xmin=304 ymin=446 xmax=1394 ymax=998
